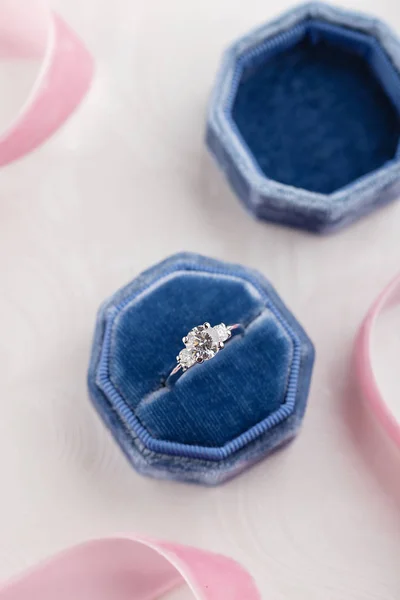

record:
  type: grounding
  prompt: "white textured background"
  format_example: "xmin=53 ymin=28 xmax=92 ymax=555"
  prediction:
xmin=1 ymin=0 xmax=400 ymax=597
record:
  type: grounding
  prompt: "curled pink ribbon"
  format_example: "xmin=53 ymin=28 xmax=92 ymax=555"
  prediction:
xmin=0 ymin=0 xmax=93 ymax=166
xmin=0 ymin=536 xmax=260 ymax=599
xmin=356 ymin=273 xmax=400 ymax=448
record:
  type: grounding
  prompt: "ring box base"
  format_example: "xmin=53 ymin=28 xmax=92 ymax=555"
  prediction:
xmin=88 ymin=253 xmax=314 ymax=485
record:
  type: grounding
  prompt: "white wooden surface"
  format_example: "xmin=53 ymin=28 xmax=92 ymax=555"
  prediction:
xmin=0 ymin=0 xmax=400 ymax=597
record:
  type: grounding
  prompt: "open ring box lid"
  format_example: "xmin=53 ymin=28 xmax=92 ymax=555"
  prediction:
xmin=207 ymin=2 xmax=400 ymax=233
xmin=88 ymin=254 xmax=314 ymax=485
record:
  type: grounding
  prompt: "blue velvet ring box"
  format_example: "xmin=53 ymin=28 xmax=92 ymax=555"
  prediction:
xmin=207 ymin=2 xmax=400 ymax=233
xmin=88 ymin=253 xmax=314 ymax=485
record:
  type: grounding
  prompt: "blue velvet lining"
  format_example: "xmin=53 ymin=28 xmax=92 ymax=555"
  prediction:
xmin=95 ymin=265 xmax=303 ymax=457
xmin=231 ymin=20 xmax=400 ymax=194
xmin=109 ymin=272 xmax=293 ymax=447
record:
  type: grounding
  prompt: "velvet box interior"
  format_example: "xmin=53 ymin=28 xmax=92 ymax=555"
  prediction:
xmin=88 ymin=254 xmax=314 ymax=485
xmin=207 ymin=2 xmax=400 ymax=233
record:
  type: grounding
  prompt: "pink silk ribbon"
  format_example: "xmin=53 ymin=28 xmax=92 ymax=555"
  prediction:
xmin=0 ymin=0 xmax=93 ymax=166
xmin=355 ymin=273 xmax=400 ymax=448
xmin=0 ymin=536 xmax=261 ymax=599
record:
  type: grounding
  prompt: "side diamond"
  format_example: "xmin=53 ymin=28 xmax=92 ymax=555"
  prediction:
xmin=179 ymin=349 xmax=196 ymax=370
xmin=214 ymin=323 xmax=231 ymax=342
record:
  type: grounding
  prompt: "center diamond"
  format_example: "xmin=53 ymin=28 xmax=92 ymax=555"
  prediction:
xmin=186 ymin=325 xmax=220 ymax=362
xmin=177 ymin=322 xmax=232 ymax=371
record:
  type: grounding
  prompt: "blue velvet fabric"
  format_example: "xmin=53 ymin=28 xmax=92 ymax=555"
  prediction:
xmin=207 ymin=2 xmax=400 ymax=233
xmin=111 ymin=274 xmax=291 ymax=446
xmin=232 ymin=24 xmax=400 ymax=195
xmin=88 ymin=254 xmax=315 ymax=485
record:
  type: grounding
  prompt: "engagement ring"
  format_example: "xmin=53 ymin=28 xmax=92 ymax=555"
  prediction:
xmin=168 ymin=322 xmax=240 ymax=380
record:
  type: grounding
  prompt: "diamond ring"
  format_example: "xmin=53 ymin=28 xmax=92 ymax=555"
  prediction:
xmin=168 ymin=322 xmax=241 ymax=381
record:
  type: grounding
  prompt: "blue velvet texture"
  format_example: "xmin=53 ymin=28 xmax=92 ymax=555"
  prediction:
xmin=232 ymin=23 xmax=400 ymax=195
xmin=111 ymin=274 xmax=291 ymax=446
xmin=88 ymin=253 xmax=315 ymax=485
xmin=207 ymin=2 xmax=400 ymax=233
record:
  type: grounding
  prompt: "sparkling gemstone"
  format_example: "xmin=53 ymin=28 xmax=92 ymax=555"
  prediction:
xmin=179 ymin=349 xmax=196 ymax=370
xmin=214 ymin=323 xmax=231 ymax=342
xmin=186 ymin=325 xmax=219 ymax=363
xmin=178 ymin=323 xmax=231 ymax=370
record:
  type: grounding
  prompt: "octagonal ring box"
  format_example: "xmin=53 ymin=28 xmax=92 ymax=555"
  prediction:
xmin=207 ymin=2 xmax=400 ymax=233
xmin=88 ymin=253 xmax=314 ymax=486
